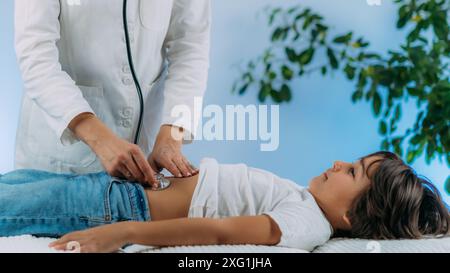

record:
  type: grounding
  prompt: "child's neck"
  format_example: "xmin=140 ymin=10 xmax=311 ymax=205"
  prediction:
xmin=307 ymin=188 xmax=341 ymax=233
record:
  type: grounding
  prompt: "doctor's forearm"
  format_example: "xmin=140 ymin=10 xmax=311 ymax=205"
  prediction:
xmin=68 ymin=113 xmax=115 ymax=148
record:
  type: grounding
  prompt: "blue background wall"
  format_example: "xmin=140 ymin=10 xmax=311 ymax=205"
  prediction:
xmin=1 ymin=0 xmax=448 ymax=203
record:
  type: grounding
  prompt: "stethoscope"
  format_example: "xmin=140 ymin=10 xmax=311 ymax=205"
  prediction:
xmin=122 ymin=0 xmax=171 ymax=191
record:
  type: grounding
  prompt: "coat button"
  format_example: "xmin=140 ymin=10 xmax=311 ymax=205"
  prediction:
xmin=122 ymin=77 xmax=133 ymax=86
xmin=122 ymin=107 xmax=133 ymax=118
xmin=123 ymin=119 xmax=132 ymax=128
xmin=122 ymin=35 xmax=135 ymax=43
xmin=122 ymin=66 xmax=131 ymax=74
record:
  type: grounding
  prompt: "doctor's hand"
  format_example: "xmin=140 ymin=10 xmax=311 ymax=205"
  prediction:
xmin=147 ymin=125 xmax=199 ymax=178
xmin=69 ymin=113 xmax=158 ymax=187
xmin=94 ymin=135 xmax=159 ymax=187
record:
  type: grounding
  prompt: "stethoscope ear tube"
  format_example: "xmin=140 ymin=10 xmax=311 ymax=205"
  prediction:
xmin=123 ymin=0 xmax=144 ymax=145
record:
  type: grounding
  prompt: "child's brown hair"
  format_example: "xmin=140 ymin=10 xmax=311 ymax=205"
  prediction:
xmin=344 ymin=151 xmax=450 ymax=239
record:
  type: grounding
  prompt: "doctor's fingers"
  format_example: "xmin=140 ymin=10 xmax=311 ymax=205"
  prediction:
xmin=115 ymin=164 xmax=133 ymax=181
xmin=147 ymin=157 xmax=163 ymax=174
xmin=130 ymin=149 xmax=158 ymax=186
xmin=182 ymin=157 xmax=199 ymax=175
xmin=160 ymin=158 xmax=183 ymax=178
xmin=120 ymin=156 xmax=146 ymax=184
xmin=173 ymin=157 xmax=191 ymax=177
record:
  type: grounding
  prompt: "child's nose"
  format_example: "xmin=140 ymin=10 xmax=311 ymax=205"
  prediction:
xmin=332 ymin=161 xmax=347 ymax=171
xmin=332 ymin=161 xmax=341 ymax=171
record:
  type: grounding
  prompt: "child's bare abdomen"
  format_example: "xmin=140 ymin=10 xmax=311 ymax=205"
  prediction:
xmin=144 ymin=173 xmax=199 ymax=221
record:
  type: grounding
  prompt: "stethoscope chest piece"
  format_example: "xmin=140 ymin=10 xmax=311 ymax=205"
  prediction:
xmin=151 ymin=173 xmax=171 ymax=191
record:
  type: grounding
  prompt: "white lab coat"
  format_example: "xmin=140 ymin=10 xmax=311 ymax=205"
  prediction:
xmin=13 ymin=0 xmax=211 ymax=174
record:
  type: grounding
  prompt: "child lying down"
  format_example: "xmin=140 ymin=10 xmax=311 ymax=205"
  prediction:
xmin=0 ymin=151 xmax=449 ymax=253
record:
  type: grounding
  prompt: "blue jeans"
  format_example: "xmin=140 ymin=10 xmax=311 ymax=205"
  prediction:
xmin=0 ymin=169 xmax=151 ymax=237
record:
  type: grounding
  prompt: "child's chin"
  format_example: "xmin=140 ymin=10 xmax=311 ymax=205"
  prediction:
xmin=308 ymin=176 xmax=321 ymax=189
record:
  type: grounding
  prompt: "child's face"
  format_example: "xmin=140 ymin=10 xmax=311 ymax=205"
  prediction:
xmin=308 ymin=155 xmax=381 ymax=229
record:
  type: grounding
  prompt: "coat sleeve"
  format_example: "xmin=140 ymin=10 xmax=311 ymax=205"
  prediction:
xmin=14 ymin=0 xmax=95 ymax=146
xmin=161 ymin=0 xmax=211 ymax=144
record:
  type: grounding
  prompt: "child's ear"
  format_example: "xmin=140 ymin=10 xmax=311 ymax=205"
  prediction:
xmin=342 ymin=213 xmax=352 ymax=229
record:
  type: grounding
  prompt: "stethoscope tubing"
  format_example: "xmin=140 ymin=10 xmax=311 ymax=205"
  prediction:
xmin=122 ymin=0 xmax=144 ymax=146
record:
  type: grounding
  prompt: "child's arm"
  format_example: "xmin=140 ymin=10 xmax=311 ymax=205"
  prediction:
xmin=128 ymin=215 xmax=281 ymax=247
xmin=50 ymin=215 xmax=282 ymax=253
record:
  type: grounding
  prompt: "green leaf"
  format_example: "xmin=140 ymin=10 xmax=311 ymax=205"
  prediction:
xmin=407 ymin=28 xmax=420 ymax=43
xmin=280 ymin=84 xmax=292 ymax=102
xmin=397 ymin=5 xmax=412 ymax=28
xmin=356 ymin=38 xmax=370 ymax=48
xmin=406 ymin=150 xmax=416 ymax=164
xmin=390 ymin=119 xmax=397 ymax=133
xmin=426 ymin=141 xmax=436 ymax=161
xmin=258 ymin=83 xmax=271 ymax=102
xmin=445 ymin=176 xmax=450 ymax=195
xmin=285 ymin=48 xmax=297 ymax=62
xmin=344 ymin=64 xmax=356 ymax=80
xmin=381 ymin=139 xmax=390 ymax=150
xmin=373 ymin=92 xmax=382 ymax=116
xmin=294 ymin=9 xmax=309 ymax=22
xmin=281 ymin=65 xmax=294 ymax=80
xmin=379 ymin=120 xmax=388 ymax=135
xmin=238 ymin=83 xmax=249 ymax=95
xmin=263 ymin=50 xmax=274 ymax=64
xmin=333 ymin=32 xmax=353 ymax=44
xmin=302 ymin=14 xmax=315 ymax=30
xmin=410 ymin=134 xmax=424 ymax=145
xmin=432 ymin=11 xmax=449 ymax=40
xmin=267 ymin=71 xmax=277 ymax=80
xmin=407 ymin=87 xmax=423 ymax=96
xmin=287 ymin=6 xmax=299 ymax=14
xmin=270 ymin=89 xmax=283 ymax=103
xmin=393 ymin=137 xmax=403 ymax=155
xmin=298 ymin=48 xmax=315 ymax=65
xmin=327 ymin=48 xmax=339 ymax=69
xmin=269 ymin=8 xmax=282 ymax=26
xmin=365 ymin=82 xmax=377 ymax=101
xmin=394 ymin=104 xmax=402 ymax=121
xmin=271 ymin=27 xmax=284 ymax=41
xmin=363 ymin=53 xmax=382 ymax=60
xmin=351 ymin=89 xmax=363 ymax=103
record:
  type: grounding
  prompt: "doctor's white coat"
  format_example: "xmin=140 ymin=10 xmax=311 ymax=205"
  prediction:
xmin=14 ymin=0 xmax=210 ymax=174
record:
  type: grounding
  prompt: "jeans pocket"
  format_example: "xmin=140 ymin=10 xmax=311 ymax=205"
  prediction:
xmin=102 ymin=179 xmax=116 ymax=223
xmin=104 ymin=178 xmax=136 ymax=223
xmin=80 ymin=177 xmax=116 ymax=227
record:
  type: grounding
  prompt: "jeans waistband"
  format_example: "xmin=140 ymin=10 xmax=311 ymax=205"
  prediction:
xmin=108 ymin=175 xmax=151 ymax=222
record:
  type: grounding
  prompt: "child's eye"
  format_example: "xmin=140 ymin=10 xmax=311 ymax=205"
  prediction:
xmin=349 ymin=167 xmax=355 ymax=178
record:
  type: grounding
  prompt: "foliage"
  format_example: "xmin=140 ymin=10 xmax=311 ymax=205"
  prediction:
xmin=232 ymin=1 xmax=450 ymax=191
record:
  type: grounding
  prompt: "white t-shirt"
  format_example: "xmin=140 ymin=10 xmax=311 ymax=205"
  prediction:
xmin=188 ymin=158 xmax=333 ymax=251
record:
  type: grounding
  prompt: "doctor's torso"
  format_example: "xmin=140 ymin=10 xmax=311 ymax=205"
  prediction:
xmin=14 ymin=0 xmax=175 ymax=173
